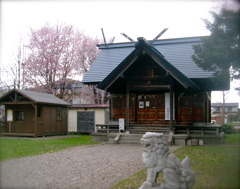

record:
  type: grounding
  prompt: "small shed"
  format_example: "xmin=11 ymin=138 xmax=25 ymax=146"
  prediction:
xmin=68 ymin=104 xmax=109 ymax=133
xmin=0 ymin=89 xmax=69 ymax=137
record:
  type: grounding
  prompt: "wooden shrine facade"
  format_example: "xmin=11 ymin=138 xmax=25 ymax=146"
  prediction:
xmin=83 ymin=37 xmax=229 ymax=132
xmin=110 ymin=92 xmax=210 ymax=127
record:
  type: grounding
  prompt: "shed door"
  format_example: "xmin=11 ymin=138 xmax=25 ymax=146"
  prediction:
xmin=77 ymin=112 xmax=95 ymax=132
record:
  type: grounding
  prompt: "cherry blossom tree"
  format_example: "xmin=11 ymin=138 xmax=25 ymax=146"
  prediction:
xmin=23 ymin=23 xmax=101 ymax=100
xmin=81 ymin=84 xmax=109 ymax=104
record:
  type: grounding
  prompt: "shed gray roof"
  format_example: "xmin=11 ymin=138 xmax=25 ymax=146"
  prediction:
xmin=83 ymin=36 xmax=214 ymax=84
xmin=68 ymin=104 xmax=109 ymax=108
xmin=0 ymin=89 xmax=69 ymax=106
xmin=212 ymin=103 xmax=239 ymax=107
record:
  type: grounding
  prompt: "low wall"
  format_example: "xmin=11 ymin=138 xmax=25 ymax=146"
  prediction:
xmin=173 ymin=132 xmax=225 ymax=146
xmin=91 ymin=133 xmax=108 ymax=143
xmin=91 ymin=131 xmax=225 ymax=146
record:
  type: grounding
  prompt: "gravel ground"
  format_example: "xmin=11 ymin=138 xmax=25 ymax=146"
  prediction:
xmin=0 ymin=143 xmax=180 ymax=189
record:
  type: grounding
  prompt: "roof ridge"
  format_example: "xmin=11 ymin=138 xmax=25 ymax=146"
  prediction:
xmin=97 ymin=36 xmax=207 ymax=49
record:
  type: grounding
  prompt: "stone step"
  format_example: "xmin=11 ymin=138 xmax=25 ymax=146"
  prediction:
xmin=119 ymin=134 xmax=142 ymax=144
xmin=130 ymin=127 xmax=170 ymax=134
xmin=118 ymin=141 xmax=141 ymax=145
xmin=130 ymin=130 xmax=169 ymax=134
xmin=117 ymin=133 xmax=169 ymax=145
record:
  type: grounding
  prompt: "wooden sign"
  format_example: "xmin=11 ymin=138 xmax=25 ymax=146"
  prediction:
xmin=7 ymin=109 xmax=13 ymax=122
xmin=119 ymin=118 xmax=125 ymax=130
xmin=165 ymin=93 xmax=175 ymax=120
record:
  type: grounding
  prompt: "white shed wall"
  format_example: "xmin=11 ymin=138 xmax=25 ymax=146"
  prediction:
xmin=68 ymin=108 xmax=109 ymax=132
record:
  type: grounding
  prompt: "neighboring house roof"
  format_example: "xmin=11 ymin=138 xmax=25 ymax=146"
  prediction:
xmin=0 ymin=89 xmax=69 ymax=106
xmin=83 ymin=36 xmax=214 ymax=85
xmin=97 ymin=37 xmax=199 ymax=91
xmin=68 ymin=104 xmax=109 ymax=108
xmin=212 ymin=103 xmax=239 ymax=107
xmin=69 ymin=83 xmax=82 ymax=88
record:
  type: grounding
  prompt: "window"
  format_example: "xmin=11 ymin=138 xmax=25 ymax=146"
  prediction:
xmin=227 ymin=107 xmax=232 ymax=112
xmin=215 ymin=107 xmax=220 ymax=112
xmin=37 ymin=107 xmax=41 ymax=117
xmin=57 ymin=108 xmax=62 ymax=120
xmin=15 ymin=111 xmax=24 ymax=121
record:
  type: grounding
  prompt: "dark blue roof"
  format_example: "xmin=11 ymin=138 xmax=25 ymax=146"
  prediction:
xmin=97 ymin=37 xmax=200 ymax=91
xmin=83 ymin=36 xmax=214 ymax=85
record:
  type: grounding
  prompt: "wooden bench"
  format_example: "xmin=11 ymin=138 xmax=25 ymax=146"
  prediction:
xmin=96 ymin=124 xmax=119 ymax=133
xmin=174 ymin=125 xmax=221 ymax=135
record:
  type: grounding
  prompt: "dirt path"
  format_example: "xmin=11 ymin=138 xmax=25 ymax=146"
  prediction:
xmin=0 ymin=142 xmax=181 ymax=189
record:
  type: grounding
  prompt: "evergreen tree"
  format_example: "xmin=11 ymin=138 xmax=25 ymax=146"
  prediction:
xmin=192 ymin=8 xmax=240 ymax=92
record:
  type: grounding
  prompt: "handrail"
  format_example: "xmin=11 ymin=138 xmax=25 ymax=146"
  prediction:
xmin=114 ymin=133 xmax=121 ymax=144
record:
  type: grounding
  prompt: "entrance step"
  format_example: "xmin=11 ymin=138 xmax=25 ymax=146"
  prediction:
xmin=118 ymin=134 xmax=142 ymax=144
xmin=117 ymin=133 xmax=169 ymax=145
xmin=130 ymin=126 xmax=170 ymax=134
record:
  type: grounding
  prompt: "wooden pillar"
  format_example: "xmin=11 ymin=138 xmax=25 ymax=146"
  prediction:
xmin=126 ymin=82 xmax=130 ymax=131
xmin=14 ymin=91 xmax=17 ymax=103
xmin=206 ymin=92 xmax=211 ymax=123
xmin=170 ymin=79 xmax=174 ymax=131
xmin=32 ymin=103 xmax=37 ymax=137
xmin=110 ymin=96 xmax=113 ymax=123
xmin=135 ymin=94 xmax=138 ymax=123
xmin=208 ymin=93 xmax=211 ymax=123
xmin=203 ymin=93 xmax=206 ymax=123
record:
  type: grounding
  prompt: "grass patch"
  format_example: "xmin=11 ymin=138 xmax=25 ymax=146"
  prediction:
xmin=0 ymin=135 xmax=98 ymax=162
xmin=111 ymin=135 xmax=240 ymax=189
xmin=174 ymin=146 xmax=240 ymax=189
xmin=224 ymin=134 xmax=240 ymax=145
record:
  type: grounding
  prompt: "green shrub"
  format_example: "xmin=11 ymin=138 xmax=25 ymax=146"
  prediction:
xmin=229 ymin=114 xmax=240 ymax=122
xmin=221 ymin=124 xmax=237 ymax=134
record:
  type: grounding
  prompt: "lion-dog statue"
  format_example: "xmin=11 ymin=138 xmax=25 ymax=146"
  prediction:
xmin=139 ymin=132 xmax=195 ymax=189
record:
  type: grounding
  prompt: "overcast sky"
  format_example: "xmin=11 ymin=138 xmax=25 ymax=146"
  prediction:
xmin=0 ymin=0 xmax=239 ymax=105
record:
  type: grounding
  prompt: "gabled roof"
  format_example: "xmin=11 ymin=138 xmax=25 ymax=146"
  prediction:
xmin=83 ymin=36 xmax=214 ymax=85
xmin=97 ymin=37 xmax=199 ymax=91
xmin=0 ymin=89 xmax=69 ymax=106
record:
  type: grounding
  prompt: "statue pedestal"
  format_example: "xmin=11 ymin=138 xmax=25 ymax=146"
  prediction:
xmin=139 ymin=183 xmax=161 ymax=189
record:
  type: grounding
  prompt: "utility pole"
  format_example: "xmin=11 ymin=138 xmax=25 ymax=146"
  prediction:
xmin=16 ymin=39 xmax=25 ymax=89
xmin=221 ymin=91 xmax=229 ymax=124
xmin=17 ymin=45 xmax=21 ymax=89
xmin=222 ymin=91 xmax=226 ymax=124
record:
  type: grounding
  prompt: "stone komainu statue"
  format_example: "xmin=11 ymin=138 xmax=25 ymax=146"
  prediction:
xmin=139 ymin=132 xmax=195 ymax=189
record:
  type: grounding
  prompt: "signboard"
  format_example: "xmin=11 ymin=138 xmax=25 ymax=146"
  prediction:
xmin=119 ymin=118 xmax=125 ymax=130
xmin=165 ymin=93 xmax=175 ymax=120
xmin=146 ymin=101 xmax=150 ymax=107
xmin=139 ymin=101 xmax=144 ymax=108
xmin=7 ymin=109 xmax=13 ymax=122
